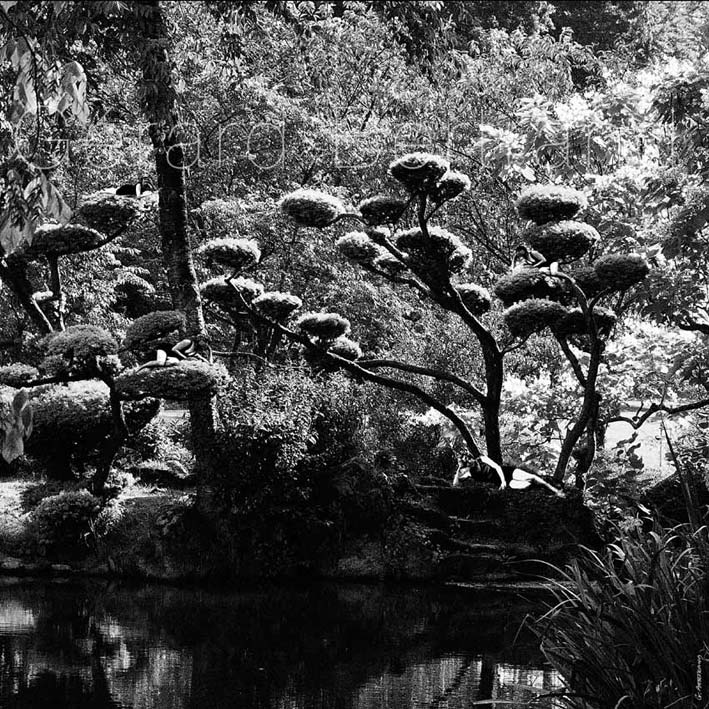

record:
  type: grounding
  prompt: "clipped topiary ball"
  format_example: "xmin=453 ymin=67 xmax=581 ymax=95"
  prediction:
xmin=252 ymin=292 xmax=303 ymax=322
xmin=303 ymin=336 xmax=362 ymax=372
xmin=456 ymin=283 xmax=492 ymax=316
xmin=197 ymin=238 xmax=261 ymax=272
xmin=373 ymin=252 xmax=407 ymax=276
xmin=116 ymin=360 xmax=227 ymax=400
xmin=25 ymin=381 xmax=160 ymax=477
xmin=200 ymin=278 xmax=238 ymax=309
xmin=328 ymin=336 xmax=362 ymax=360
xmin=357 ymin=196 xmax=408 ymax=225
xmin=200 ymin=276 xmax=264 ymax=311
xmin=567 ymin=265 xmax=604 ymax=299
xmin=525 ymin=220 xmax=599 ymax=262
xmin=44 ymin=325 xmax=119 ymax=377
xmin=78 ymin=194 xmax=140 ymax=234
xmin=429 ymin=170 xmax=471 ymax=203
xmin=593 ymin=253 xmax=649 ymax=290
xmin=124 ymin=310 xmax=185 ymax=351
xmin=296 ymin=312 xmax=351 ymax=341
xmin=336 ymin=232 xmax=382 ymax=263
xmin=31 ymin=489 xmax=101 ymax=553
xmin=388 ymin=153 xmax=450 ymax=192
xmin=493 ymin=269 xmax=563 ymax=306
xmin=0 ymin=364 xmax=39 ymax=387
xmin=396 ymin=226 xmax=471 ymax=275
xmin=24 ymin=224 xmax=109 ymax=257
xmin=553 ymin=306 xmax=617 ymax=338
xmin=516 ymin=185 xmax=588 ymax=225
xmin=280 ymin=189 xmax=346 ymax=228
xmin=503 ymin=299 xmax=569 ymax=338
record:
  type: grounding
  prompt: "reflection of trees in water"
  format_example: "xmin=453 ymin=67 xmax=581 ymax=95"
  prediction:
xmin=0 ymin=582 xmax=555 ymax=708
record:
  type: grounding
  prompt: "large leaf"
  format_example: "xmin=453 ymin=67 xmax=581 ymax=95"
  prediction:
xmin=1 ymin=421 xmax=24 ymax=462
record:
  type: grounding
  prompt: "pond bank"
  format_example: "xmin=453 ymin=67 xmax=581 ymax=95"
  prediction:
xmin=0 ymin=475 xmax=599 ymax=586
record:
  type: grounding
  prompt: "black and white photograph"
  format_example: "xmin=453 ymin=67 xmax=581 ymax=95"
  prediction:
xmin=0 ymin=1 xmax=707 ymax=706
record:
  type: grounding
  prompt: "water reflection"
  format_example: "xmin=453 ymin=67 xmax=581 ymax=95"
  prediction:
xmin=0 ymin=580 xmax=561 ymax=708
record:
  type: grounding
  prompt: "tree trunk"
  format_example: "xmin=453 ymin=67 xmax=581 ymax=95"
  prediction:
xmin=554 ymin=340 xmax=603 ymax=483
xmin=482 ymin=347 xmax=504 ymax=463
xmin=136 ymin=1 xmax=216 ymax=512
xmin=0 ymin=256 xmax=54 ymax=334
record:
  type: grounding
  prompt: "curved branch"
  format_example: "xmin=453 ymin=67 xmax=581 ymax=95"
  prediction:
xmin=358 ymin=260 xmax=431 ymax=298
xmin=230 ymin=283 xmax=482 ymax=458
xmin=556 ymin=335 xmax=587 ymax=387
xmin=609 ymin=398 xmax=709 ymax=429
xmin=358 ymin=357 xmax=486 ymax=404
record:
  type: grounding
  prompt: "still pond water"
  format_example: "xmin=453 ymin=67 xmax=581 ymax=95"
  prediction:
xmin=0 ymin=579 xmax=562 ymax=708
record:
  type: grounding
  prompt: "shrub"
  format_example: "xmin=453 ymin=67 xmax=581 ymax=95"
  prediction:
xmin=336 ymin=231 xmax=382 ymax=262
xmin=27 ymin=382 xmax=160 ymax=478
xmin=30 ymin=489 xmax=102 ymax=554
xmin=43 ymin=325 xmax=118 ymax=376
xmin=553 ymin=306 xmax=617 ymax=338
xmin=0 ymin=364 xmax=39 ymax=387
xmin=201 ymin=276 xmax=264 ymax=312
xmin=296 ymin=312 xmax=351 ymax=341
xmin=456 ymin=283 xmax=492 ymax=315
xmin=525 ymin=220 xmax=599 ymax=262
xmin=396 ymin=226 xmax=472 ymax=275
xmin=503 ymin=299 xmax=569 ymax=337
xmin=78 ymin=194 xmax=140 ymax=233
xmin=116 ymin=360 xmax=227 ymax=400
xmin=252 ymin=291 xmax=302 ymax=321
xmin=388 ymin=152 xmax=449 ymax=191
xmin=515 ymin=185 xmax=587 ymax=224
xmin=493 ymin=269 xmax=563 ymax=306
xmin=428 ymin=170 xmax=471 ymax=203
xmin=24 ymin=223 xmax=107 ymax=257
xmin=123 ymin=310 xmax=185 ymax=351
xmin=357 ymin=196 xmax=408 ymax=225
xmin=373 ymin=251 xmax=407 ymax=275
xmin=594 ymin=252 xmax=650 ymax=290
xmin=123 ymin=416 xmax=193 ymax=469
xmin=567 ymin=264 xmax=604 ymax=298
xmin=196 ymin=237 xmax=261 ymax=271
xmin=279 ymin=189 xmax=346 ymax=227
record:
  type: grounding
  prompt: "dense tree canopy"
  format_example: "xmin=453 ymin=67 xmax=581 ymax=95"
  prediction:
xmin=2 ymin=0 xmax=709 ymax=490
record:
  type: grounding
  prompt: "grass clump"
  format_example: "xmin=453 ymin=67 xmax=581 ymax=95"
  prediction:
xmin=537 ymin=521 xmax=709 ymax=708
